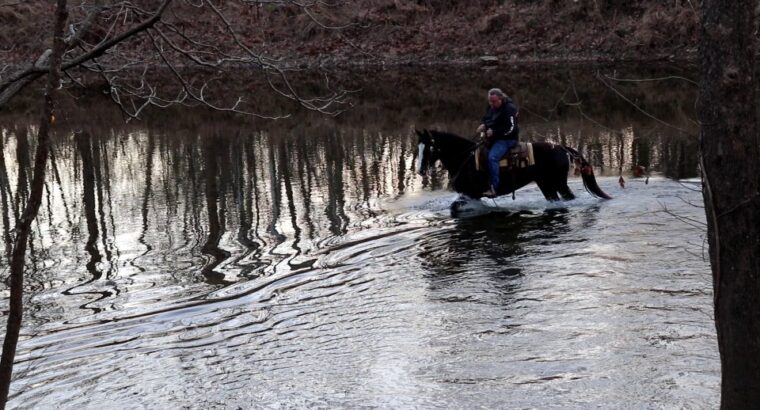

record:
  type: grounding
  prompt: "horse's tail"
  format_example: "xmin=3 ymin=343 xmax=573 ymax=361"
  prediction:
xmin=563 ymin=146 xmax=613 ymax=200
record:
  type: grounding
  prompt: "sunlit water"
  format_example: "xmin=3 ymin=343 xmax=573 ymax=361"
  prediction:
xmin=0 ymin=66 xmax=716 ymax=408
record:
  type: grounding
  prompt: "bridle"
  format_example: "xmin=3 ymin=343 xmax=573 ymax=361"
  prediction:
xmin=416 ymin=138 xmax=440 ymax=175
xmin=418 ymin=133 xmax=483 ymax=187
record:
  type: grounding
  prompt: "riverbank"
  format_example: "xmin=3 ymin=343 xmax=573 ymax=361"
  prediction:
xmin=1 ymin=2 xmax=699 ymax=69
xmin=288 ymin=1 xmax=699 ymax=67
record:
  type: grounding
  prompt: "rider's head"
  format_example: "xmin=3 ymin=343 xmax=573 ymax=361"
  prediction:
xmin=487 ymin=88 xmax=507 ymax=108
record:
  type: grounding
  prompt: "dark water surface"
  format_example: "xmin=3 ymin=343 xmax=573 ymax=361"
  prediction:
xmin=0 ymin=65 xmax=716 ymax=408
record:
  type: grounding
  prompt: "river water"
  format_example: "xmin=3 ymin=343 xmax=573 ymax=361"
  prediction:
xmin=0 ymin=65 xmax=717 ymax=408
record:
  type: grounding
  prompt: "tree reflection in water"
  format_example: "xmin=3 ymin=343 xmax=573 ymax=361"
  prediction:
xmin=0 ymin=66 xmax=720 ymax=409
xmin=0 ymin=66 xmax=699 ymax=324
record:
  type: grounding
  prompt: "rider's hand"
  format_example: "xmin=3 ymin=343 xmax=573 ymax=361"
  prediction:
xmin=476 ymin=124 xmax=485 ymax=133
xmin=486 ymin=129 xmax=493 ymax=137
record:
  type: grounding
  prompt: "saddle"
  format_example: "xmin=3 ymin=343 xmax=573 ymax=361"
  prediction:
xmin=475 ymin=142 xmax=535 ymax=171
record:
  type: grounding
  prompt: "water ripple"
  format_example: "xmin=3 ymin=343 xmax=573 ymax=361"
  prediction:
xmin=3 ymin=136 xmax=718 ymax=409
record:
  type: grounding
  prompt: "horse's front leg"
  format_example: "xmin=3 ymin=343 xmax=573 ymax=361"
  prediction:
xmin=450 ymin=194 xmax=490 ymax=218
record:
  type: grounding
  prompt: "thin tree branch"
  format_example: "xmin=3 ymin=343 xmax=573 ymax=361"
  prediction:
xmin=146 ymin=28 xmax=289 ymax=119
xmin=597 ymin=72 xmax=696 ymax=136
xmin=657 ymin=200 xmax=706 ymax=229
xmin=0 ymin=0 xmax=172 ymax=110
xmin=63 ymin=0 xmax=173 ymax=70
xmin=603 ymin=74 xmax=699 ymax=86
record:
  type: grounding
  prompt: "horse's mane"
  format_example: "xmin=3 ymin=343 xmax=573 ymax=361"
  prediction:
xmin=427 ymin=130 xmax=477 ymax=150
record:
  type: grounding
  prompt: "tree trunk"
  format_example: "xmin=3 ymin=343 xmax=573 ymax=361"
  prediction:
xmin=699 ymin=0 xmax=760 ymax=407
xmin=0 ymin=1 xmax=68 ymax=406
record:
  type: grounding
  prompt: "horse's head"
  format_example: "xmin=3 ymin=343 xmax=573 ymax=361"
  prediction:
xmin=415 ymin=129 xmax=440 ymax=176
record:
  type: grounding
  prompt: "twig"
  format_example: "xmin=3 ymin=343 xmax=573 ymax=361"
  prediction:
xmin=597 ymin=72 xmax=696 ymax=136
xmin=717 ymin=192 xmax=759 ymax=219
xmin=657 ymin=200 xmax=706 ymax=229
xmin=603 ymin=74 xmax=698 ymax=86
xmin=147 ymin=28 xmax=290 ymax=119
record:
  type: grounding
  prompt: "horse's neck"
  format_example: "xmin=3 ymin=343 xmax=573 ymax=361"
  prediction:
xmin=440 ymin=151 xmax=470 ymax=172
xmin=439 ymin=138 xmax=475 ymax=173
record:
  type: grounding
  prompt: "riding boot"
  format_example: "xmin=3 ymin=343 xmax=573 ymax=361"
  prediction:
xmin=482 ymin=186 xmax=497 ymax=198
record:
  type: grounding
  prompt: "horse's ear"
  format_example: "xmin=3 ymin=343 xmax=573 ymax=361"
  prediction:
xmin=415 ymin=129 xmax=431 ymax=143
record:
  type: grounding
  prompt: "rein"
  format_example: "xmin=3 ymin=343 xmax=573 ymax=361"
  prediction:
xmin=447 ymin=138 xmax=486 ymax=186
xmin=448 ymin=151 xmax=475 ymax=186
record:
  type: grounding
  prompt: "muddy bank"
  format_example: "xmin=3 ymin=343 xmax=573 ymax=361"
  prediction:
xmin=1 ymin=1 xmax=700 ymax=70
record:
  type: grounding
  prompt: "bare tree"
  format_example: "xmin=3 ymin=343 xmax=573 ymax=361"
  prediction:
xmin=0 ymin=0 xmax=354 ymax=116
xmin=0 ymin=0 xmax=69 ymax=407
xmin=699 ymin=0 xmax=760 ymax=406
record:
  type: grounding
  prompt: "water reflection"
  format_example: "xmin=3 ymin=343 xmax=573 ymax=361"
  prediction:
xmin=200 ymin=135 xmax=232 ymax=285
xmin=0 ymin=66 xmax=716 ymax=408
xmin=0 ymin=67 xmax=702 ymax=321
xmin=1 ymin=127 xmax=423 ymax=320
xmin=419 ymin=209 xmax=579 ymax=303
xmin=0 ymin=133 xmax=13 ymax=258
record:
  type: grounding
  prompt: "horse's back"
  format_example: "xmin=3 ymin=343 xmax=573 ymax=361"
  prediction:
xmin=530 ymin=142 xmax=571 ymax=166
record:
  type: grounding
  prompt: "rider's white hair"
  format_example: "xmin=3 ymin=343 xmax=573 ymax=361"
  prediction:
xmin=487 ymin=88 xmax=508 ymax=101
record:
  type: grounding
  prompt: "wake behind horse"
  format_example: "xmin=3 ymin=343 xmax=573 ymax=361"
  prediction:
xmin=415 ymin=129 xmax=611 ymax=203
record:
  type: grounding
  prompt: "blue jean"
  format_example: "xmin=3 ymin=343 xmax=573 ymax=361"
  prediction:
xmin=487 ymin=139 xmax=517 ymax=190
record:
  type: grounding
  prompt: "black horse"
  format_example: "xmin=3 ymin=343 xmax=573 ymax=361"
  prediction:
xmin=415 ymin=129 xmax=611 ymax=207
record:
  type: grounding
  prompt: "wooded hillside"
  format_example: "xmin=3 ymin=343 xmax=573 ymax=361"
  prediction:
xmin=1 ymin=1 xmax=700 ymax=67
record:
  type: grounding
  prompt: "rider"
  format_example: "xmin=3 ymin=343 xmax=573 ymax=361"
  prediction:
xmin=476 ymin=88 xmax=519 ymax=197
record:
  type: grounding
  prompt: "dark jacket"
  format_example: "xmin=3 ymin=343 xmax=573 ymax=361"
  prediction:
xmin=481 ymin=98 xmax=519 ymax=141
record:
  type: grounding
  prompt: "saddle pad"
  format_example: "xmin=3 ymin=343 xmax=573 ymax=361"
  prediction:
xmin=475 ymin=142 xmax=535 ymax=171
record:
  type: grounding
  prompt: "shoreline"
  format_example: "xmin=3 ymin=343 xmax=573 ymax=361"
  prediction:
xmin=2 ymin=49 xmax=700 ymax=74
